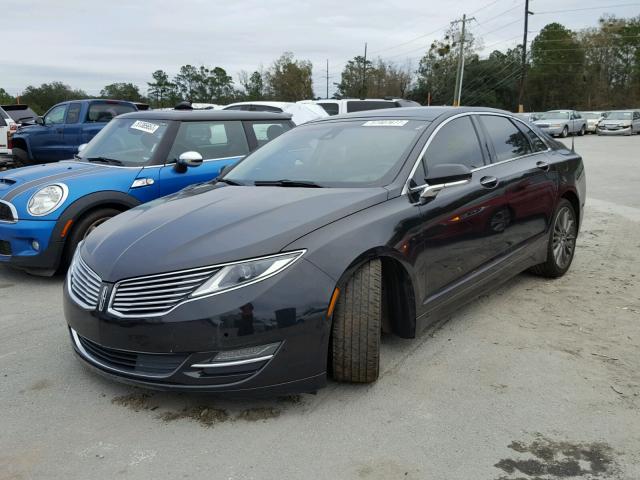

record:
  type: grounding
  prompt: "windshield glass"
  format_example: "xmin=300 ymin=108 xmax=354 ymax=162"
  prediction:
xmin=582 ymin=112 xmax=601 ymax=119
xmin=538 ymin=111 xmax=570 ymax=120
xmin=78 ymin=118 xmax=171 ymax=166
xmin=225 ymin=119 xmax=427 ymax=187
xmin=606 ymin=112 xmax=632 ymax=120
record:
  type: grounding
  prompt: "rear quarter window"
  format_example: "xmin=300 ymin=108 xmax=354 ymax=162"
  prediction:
xmin=318 ymin=103 xmax=339 ymax=115
xmin=87 ymin=102 xmax=137 ymax=123
xmin=346 ymin=101 xmax=397 ymax=113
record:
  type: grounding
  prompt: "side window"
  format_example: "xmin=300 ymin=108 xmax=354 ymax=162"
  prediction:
xmin=248 ymin=121 xmax=292 ymax=148
xmin=167 ymin=121 xmax=249 ymax=161
xmin=66 ymin=103 xmax=82 ymax=124
xmin=422 ymin=116 xmax=485 ymax=175
xmin=479 ymin=115 xmax=531 ymax=162
xmin=44 ymin=104 xmax=68 ymax=125
xmin=87 ymin=102 xmax=136 ymax=122
xmin=223 ymin=105 xmax=246 ymax=111
xmin=515 ymin=121 xmax=547 ymax=153
xmin=346 ymin=101 xmax=396 ymax=113
xmin=318 ymin=103 xmax=339 ymax=116
xmin=248 ymin=105 xmax=282 ymax=113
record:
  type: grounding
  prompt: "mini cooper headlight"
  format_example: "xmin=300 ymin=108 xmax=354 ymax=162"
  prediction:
xmin=191 ymin=250 xmax=306 ymax=298
xmin=27 ymin=184 xmax=68 ymax=216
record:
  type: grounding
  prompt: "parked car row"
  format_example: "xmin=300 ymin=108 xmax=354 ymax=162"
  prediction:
xmin=517 ymin=109 xmax=640 ymax=136
xmin=1 ymin=103 xmax=586 ymax=394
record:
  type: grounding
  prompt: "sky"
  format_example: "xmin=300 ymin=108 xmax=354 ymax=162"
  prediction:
xmin=2 ymin=0 xmax=639 ymax=99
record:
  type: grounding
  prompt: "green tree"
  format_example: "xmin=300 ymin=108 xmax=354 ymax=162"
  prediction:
xmin=239 ymin=70 xmax=266 ymax=100
xmin=147 ymin=70 xmax=174 ymax=107
xmin=265 ymin=52 xmax=313 ymax=101
xmin=0 ymin=87 xmax=15 ymax=104
xmin=20 ymin=82 xmax=87 ymax=114
xmin=337 ymin=57 xmax=412 ymax=98
xmin=335 ymin=56 xmax=374 ymax=98
xmin=174 ymin=64 xmax=200 ymax=101
xmin=100 ymin=82 xmax=143 ymax=102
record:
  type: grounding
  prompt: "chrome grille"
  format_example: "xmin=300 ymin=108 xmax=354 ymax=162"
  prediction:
xmin=69 ymin=256 xmax=102 ymax=309
xmin=110 ymin=266 xmax=220 ymax=317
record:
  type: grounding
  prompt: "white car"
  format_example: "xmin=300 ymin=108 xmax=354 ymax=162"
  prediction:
xmin=0 ymin=107 xmax=18 ymax=163
xmin=222 ymin=101 xmax=327 ymax=125
xmin=301 ymin=98 xmax=420 ymax=116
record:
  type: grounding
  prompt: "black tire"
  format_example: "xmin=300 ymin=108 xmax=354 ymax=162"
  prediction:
xmin=60 ymin=208 xmax=121 ymax=270
xmin=530 ymin=199 xmax=577 ymax=278
xmin=560 ymin=126 xmax=569 ymax=138
xmin=578 ymin=125 xmax=585 ymax=136
xmin=11 ymin=148 xmax=29 ymax=168
xmin=331 ymin=259 xmax=382 ymax=383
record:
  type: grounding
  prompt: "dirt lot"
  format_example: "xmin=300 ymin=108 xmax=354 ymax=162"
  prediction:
xmin=1 ymin=135 xmax=639 ymax=480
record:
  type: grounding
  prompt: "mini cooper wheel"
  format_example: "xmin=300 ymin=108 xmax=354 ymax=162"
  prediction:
xmin=530 ymin=199 xmax=577 ymax=278
xmin=331 ymin=258 xmax=382 ymax=383
xmin=61 ymin=208 xmax=121 ymax=270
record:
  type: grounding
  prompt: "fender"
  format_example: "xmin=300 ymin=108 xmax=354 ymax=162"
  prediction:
xmin=51 ymin=190 xmax=141 ymax=241
xmin=10 ymin=135 xmax=32 ymax=160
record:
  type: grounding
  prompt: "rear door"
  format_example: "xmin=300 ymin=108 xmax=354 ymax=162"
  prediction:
xmin=476 ymin=114 xmax=556 ymax=251
xmin=158 ymin=120 xmax=250 ymax=195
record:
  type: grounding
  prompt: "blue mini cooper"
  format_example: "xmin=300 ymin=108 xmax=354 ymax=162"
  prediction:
xmin=0 ymin=110 xmax=293 ymax=275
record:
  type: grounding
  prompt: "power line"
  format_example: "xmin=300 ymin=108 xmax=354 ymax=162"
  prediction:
xmin=535 ymin=3 xmax=640 ymax=15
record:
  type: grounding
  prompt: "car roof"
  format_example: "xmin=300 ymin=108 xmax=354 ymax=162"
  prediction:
xmin=305 ymin=106 xmax=515 ymax=123
xmin=117 ymin=109 xmax=293 ymax=121
xmin=224 ymin=101 xmax=289 ymax=108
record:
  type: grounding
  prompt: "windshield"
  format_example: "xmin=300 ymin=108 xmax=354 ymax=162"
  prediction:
xmin=582 ymin=112 xmax=601 ymax=119
xmin=606 ymin=112 xmax=632 ymax=120
xmin=78 ymin=118 xmax=170 ymax=166
xmin=538 ymin=111 xmax=570 ymax=120
xmin=225 ymin=119 xmax=427 ymax=187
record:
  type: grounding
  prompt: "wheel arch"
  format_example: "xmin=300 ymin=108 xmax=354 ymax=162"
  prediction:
xmin=559 ymin=189 xmax=581 ymax=228
xmin=334 ymin=247 xmax=417 ymax=339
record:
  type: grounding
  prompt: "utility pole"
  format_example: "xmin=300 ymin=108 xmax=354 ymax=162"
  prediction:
xmin=518 ymin=0 xmax=534 ymax=113
xmin=361 ymin=42 xmax=368 ymax=99
xmin=452 ymin=14 xmax=475 ymax=106
xmin=326 ymin=59 xmax=329 ymax=99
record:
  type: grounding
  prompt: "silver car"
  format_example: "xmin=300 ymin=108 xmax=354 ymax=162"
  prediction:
xmin=580 ymin=111 xmax=604 ymax=134
xmin=534 ymin=110 xmax=587 ymax=137
xmin=597 ymin=110 xmax=640 ymax=136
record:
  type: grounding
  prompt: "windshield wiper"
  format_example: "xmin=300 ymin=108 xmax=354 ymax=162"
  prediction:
xmin=254 ymin=179 xmax=323 ymax=188
xmin=216 ymin=178 xmax=244 ymax=186
xmin=86 ymin=156 xmax=125 ymax=166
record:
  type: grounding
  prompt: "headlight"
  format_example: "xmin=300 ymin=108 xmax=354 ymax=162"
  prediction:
xmin=27 ymin=184 xmax=68 ymax=216
xmin=191 ymin=250 xmax=305 ymax=298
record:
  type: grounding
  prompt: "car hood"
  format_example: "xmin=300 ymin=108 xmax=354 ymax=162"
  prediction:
xmin=82 ymin=183 xmax=388 ymax=282
xmin=0 ymin=161 xmax=99 ymax=199
xmin=601 ymin=120 xmax=631 ymax=126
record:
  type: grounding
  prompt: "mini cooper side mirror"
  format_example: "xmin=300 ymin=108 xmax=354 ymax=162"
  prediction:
xmin=177 ymin=151 xmax=203 ymax=168
xmin=419 ymin=163 xmax=472 ymax=202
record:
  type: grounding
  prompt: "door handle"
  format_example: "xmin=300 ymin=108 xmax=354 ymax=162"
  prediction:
xmin=536 ymin=160 xmax=550 ymax=171
xmin=480 ymin=176 xmax=498 ymax=189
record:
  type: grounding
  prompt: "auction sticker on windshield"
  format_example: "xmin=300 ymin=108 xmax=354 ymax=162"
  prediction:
xmin=362 ymin=120 xmax=409 ymax=127
xmin=130 ymin=120 xmax=160 ymax=134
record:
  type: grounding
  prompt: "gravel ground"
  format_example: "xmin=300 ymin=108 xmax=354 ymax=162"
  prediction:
xmin=1 ymin=135 xmax=639 ymax=480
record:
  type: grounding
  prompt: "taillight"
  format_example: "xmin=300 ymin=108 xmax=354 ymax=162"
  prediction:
xmin=10 ymin=124 xmax=17 ymax=132
xmin=7 ymin=132 xmax=13 ymax=149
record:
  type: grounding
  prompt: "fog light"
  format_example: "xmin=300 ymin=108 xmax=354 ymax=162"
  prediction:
xmin=191 ymin=342 xmax=280 ymax=368
xmin=31 ymin=240 xmax=40 ymax=251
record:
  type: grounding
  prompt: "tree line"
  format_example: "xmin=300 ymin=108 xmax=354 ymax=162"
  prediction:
xmin=2 ymin=15 xmax=638 ymax=115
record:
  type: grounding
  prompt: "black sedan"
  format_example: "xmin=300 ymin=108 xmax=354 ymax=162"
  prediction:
xmin=63 ymin=107 xmax=586 ymax=394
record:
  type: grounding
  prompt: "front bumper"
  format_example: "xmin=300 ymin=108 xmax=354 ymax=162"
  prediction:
xmin=539 ymin=126 xmax=564 ymax=136
xmin=64 ymin=257 xmax=336 ymax=394
xmin=597 ymin=126 xmax=631 ymax=136
xmin=0 ymin=219 xmax=62 ymax=275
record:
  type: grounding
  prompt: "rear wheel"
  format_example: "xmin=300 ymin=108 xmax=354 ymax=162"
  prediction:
xmin=331 ymin=259 xmax=382 ymax=383
xmin=60 ymin=208 xmax=121 ymax=270
xmin=530 ymin=199 xmax=577 ymax=278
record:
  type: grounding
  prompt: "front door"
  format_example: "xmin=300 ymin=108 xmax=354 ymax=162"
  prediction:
xmin=158 ymin=120 xmax=250 ymax=196
xmin=29 ymin=103 xmax=68 ymax=162
xmin=61 ymin=102 xmax=83 ymax=159
xmin=411 ymin=114 xmax=504 ymax=302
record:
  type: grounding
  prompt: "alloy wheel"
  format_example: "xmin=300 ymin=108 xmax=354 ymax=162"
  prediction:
xmin=552 ymin=206 xmax=577 ymax=270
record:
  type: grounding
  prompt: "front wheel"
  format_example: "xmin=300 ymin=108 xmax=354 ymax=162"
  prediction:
xmin=331 ymin=259 xmax=382 ymax=383
xmin=530 ymin=199 xmax=577 ymax=278
xmin=560 ymin=126 xmax=569 ymax=138
xmin=578 ymin=125 xmax=586 ymax=136
xmin=11 ymin=148 xmax=29 ymax=168
xmin=60 ymin=208 xmax=121 ymax=270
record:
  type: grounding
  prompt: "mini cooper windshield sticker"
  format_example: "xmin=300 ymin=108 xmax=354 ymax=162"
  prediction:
xmin=362 ymin=120 xmax=409 ymax=127
xmin=130 ymin=120 xmax=160 ymax=134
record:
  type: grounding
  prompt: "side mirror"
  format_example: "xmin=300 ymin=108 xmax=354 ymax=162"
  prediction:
xmin=77 ymin=143 xmax=88 ymax=153
xmin=418 ymin=164 xmax=472 ymax=202
xmin=176 ymin=151 xmax=203 ymax=168
xmin=35 ymin=116 xmax=44 ymax=125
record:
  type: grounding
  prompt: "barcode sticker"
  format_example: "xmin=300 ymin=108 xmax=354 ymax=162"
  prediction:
xmin=362 ymin=120 xmax=409 ymax=127
xmin=130 ymin=120 xmax=160 ymax=134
